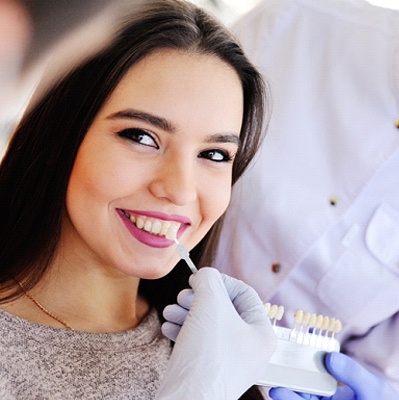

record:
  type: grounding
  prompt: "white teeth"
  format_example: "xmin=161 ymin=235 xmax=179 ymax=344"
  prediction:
xmin=136 ymin=216 xmax=145 ymax=229
xmin=125 ymin=212 xmax=181 ymax=239
xmin=160 ymin=221 xmax=171 ymax=236
xmin=152 ymin=220 xmax=162 ymax=234
xmin=144 ymin=219 xmax=153 ymax=232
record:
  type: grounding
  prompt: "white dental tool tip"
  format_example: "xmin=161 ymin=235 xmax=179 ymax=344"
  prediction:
xmin=174 ymin=238 xmax=198 ymax=274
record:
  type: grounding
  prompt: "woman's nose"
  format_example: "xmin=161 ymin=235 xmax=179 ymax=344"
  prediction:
xmin=149 ymin=156 xmax=198 ymax=206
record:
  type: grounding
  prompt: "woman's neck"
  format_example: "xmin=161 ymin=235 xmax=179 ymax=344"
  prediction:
xmin=2 ymin=261 xmax=150 ymax=333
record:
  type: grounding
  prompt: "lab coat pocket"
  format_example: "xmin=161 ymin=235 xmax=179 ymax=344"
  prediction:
xmin=317 ymin=203 xmax=399 ymax=325
xmin=366 ymin=202 xmax=399 ymax=273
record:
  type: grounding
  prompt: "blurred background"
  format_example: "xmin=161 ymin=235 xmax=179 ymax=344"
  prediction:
xmin=198 ymin=0 xmax=399 ymax=23
xmin=1 ymin=0 xmax=398 ymax=156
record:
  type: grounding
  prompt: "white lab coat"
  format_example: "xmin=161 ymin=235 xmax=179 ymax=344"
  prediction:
xmin=215 ymin=0 xmax=399 ymax=392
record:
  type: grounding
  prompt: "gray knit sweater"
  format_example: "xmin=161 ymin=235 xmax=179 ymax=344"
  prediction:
xmin=0 ymin=308 xmax=171 ymax=399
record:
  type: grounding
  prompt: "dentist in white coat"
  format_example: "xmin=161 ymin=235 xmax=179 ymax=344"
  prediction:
xmin=215 ymin=0 xmax=399 ymax=398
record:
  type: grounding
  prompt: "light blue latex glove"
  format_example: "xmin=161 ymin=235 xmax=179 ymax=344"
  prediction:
xmin=155 ymin=267 xmax=278 ymax=400
xmin=269 ymin=352 xmax=399 ymax=400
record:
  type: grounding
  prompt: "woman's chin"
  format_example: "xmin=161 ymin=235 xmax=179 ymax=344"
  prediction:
xmin=135 ymin=264 xmax=177 ymax=280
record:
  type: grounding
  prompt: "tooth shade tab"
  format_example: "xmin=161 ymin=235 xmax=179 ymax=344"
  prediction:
xmin=264 ymin=303 xmax=285 ymax=326
xmin=294 ymin=310 xmax=303 ymax=325
xmin=302 ymin=312 xmax=311 ymax=326
xmin=264 ymin=304 xmax=344 ymax=351
xmin=315 ymin=315 xmax=324 ymax=329
xmin=257 ymin=306 xmax=342 ymax=393
xmin=275 ymin=306 xmax=285 ymax=321
xmin=308 ymin=314 xmax=317 ymax=329
xmin=322 ymin=316 xmax=330 ymax=331
xmin=165 ymin=223 xmax=179 ymax=240
xmin=334 ymin=320 xmax=342 ymax=333
xmin=268 ymin=305 xmax=278 ymax=319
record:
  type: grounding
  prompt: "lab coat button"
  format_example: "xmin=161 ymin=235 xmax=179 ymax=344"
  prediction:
xmin=272 ymin=263 xmax=281 ymax=273
xmin=329 ymin=196 xmax=339 ymax=206
xmin=395 ymin=119 xmax=399 ymax=129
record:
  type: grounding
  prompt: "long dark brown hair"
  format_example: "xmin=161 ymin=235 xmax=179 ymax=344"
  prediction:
xmin=0 ymin=1 xmax=269 ymax=397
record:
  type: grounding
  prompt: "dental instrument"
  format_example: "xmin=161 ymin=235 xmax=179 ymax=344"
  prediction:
xmin=258 ymin=303 xmax=342 ymax=396
xmin=172 ymin=234 xmax=341 ymax=395
xmin=174 ymin=238 xmax=198 ymax=274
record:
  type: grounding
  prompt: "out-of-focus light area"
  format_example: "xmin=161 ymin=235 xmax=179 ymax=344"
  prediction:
xmin=195 ymin=0 xmax=399 ymax=24
xmin=1 ymin=0 xmax=398 ymax=158
xmin=220 ymin=0 xmax=399 ymax=12
xmin=365 ymin=0 xmax=399 ymax=9
xmin=216 ymin=0 xmax=262 ymax=14
xmin=192 ymin=0 xmax=262 ymax=24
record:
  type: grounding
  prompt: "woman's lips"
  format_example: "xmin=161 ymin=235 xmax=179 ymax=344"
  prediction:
xmin=117 ymin=209 xmax=190 ymax=248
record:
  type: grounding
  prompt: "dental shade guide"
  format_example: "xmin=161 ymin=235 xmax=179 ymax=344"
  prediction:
xmin=171 ymin=232 xmax=340 ymax=395
xmin=258 ymin=303 xmax=342 ymax=396
xmin=174 ymin=238 xmax=198 ymax=274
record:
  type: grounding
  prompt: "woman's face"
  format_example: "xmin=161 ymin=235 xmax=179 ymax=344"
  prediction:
xmin=64 ymin=49 xmax=243 ymax=279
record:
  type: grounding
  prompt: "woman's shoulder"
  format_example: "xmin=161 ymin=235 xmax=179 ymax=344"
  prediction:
xmin=0 ymin=308 xmax=171 ymax=399
xmin=0 ymin=305 xmax=171 ymax=362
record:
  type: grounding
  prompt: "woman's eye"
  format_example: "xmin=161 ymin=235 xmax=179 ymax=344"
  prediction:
xmin=117 ymin=128 xmax=158 ymax=148
xmin=198 ymin=149 xmax=234 ymax=163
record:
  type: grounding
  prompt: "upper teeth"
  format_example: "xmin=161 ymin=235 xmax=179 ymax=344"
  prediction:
xmin=127 ymin=213 xmax=181 ymax=240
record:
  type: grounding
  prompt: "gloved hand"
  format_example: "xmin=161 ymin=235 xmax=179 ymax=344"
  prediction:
xmin=269 ymin=351 xmax=399 ymax=400
xmin=155 ymin=267 xmax=278 ymax=400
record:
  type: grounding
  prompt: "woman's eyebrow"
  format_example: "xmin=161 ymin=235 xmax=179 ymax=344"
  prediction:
xmin=106 ymin=108 xmax=175 ymax=132
xmin=107 ymin=108 xmax=241 ymax=146
xmin=206 ymin=133 xmax=241 ymax=147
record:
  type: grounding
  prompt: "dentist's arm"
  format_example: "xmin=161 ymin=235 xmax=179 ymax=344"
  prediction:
xmin=155 ymin=267 xmax=278 ymax=400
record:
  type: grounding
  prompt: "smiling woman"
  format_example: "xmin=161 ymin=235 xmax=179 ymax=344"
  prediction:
xmin=65 ymin=49 xmax=243 ymax=279
xmin=0 ymin=0 xmax=269 ymax=398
